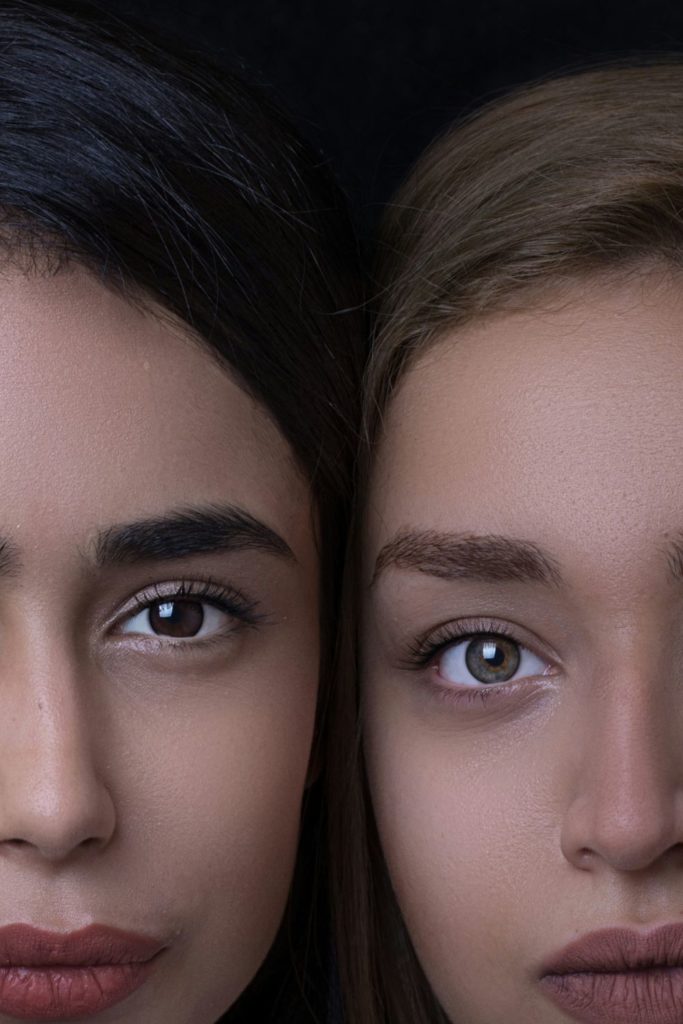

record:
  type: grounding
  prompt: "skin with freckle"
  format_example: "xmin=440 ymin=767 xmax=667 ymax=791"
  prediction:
xmin=0 ymin=265 xmax=319 ymax=1023
xmin=362 ymin=274 xmax=683 ymax=1023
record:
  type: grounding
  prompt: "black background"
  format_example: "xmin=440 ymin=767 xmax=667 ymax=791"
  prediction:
xmin=107 ymin=1 xmax=683 ymax=231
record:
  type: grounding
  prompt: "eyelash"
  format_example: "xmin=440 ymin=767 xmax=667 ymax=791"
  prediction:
xmin=403 ymin=617 xmax=554 ymax=707
xmin=112 ymin=575 xmax=262 ymax=652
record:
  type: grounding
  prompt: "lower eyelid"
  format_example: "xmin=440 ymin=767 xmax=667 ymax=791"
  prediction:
xmin=108 ymin=619 xmax=244 ymax=656
xmin=427 ymin=674 xmax=547 ymax=710
xmin=123 ymin=627 xmax=238 ymax=649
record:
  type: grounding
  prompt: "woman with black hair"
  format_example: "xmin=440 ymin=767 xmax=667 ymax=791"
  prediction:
xmin=0 ymin=3 xmax=362 ymax=1022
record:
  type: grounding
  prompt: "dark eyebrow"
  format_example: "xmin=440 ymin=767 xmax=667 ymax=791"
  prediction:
xmin=93 ymin=504 xmax=294 ymax=568
xmin=372 ymin=530 xmax=562 ymax=587
xmin=0 ymin=539 xmax=19 ymax=578
xmin=664 ymin=533 xmax=683 ymax=582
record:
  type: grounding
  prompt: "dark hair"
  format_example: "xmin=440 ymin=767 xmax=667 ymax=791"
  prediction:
xmin=0 ymin=2 xmax=364 ymax=1020
xmin=331 ymin=61 xmax=683 ymax=1024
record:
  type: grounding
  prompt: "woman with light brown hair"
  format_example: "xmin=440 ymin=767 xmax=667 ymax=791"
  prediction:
xmin=331 ymin=63 xmax=683 ymax=1024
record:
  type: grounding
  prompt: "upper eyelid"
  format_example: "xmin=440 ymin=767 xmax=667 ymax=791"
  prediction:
xmin=407 ymin=617 xmax=559 ymax=668
xmin=108 ymin=579 xmax=256 ymax=631
xmin=123 ymin=591 xmax=229 ymax=620
xmin=124 ymin=581 xmax=234 ymax=610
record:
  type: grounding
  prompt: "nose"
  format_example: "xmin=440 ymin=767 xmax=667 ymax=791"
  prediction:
xmin=560 ymin=667 xmax=683 ymax=873
xmin=0 ymin=657 xmax=116 ymax=863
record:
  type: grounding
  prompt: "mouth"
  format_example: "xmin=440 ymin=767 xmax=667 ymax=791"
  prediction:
xmin=0 ymin=923 xmax=166 ymax=1020
xmin=539 ymin=923 xmax=683 ymax=1024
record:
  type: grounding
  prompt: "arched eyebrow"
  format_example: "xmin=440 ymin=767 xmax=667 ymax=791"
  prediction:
xmin=371 ymin=530 xmax=562 ymax=587
xmin=93 ymin=504 xmax=294 ymax=567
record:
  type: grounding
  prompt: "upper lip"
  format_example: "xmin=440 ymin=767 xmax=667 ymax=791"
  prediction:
xmin=541 ymin=923 xmax=683 ymax=976
xmin=0 ymin=923 xmax=166 ymax=967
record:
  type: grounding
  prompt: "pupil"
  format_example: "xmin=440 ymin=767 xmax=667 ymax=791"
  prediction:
xmin=149 ymin=599 xmax=204 ymax=637
xmin=481 ymin=641 xmax=505 ymax=667
xmin=465 ymin=635 xmax=520 ymax=683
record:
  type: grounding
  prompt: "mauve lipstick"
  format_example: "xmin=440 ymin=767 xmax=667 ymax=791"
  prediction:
xmin=0 ymin=923 xmax=165 ymax=1019
xmin=539 ymin=923 xmax=683 ymax=1024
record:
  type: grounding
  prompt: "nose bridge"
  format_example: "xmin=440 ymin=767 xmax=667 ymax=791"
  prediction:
xmin=0 ymin=639 xmax=116 ymax=861
xmin=561 ymin=656 xmax=683 ymax=872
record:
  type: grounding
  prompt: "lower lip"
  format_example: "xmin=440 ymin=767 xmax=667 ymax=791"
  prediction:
xmin=0 ymin=959 xmax=157 ymax=1020
xmin=541 ymin=967 xmax=683 ymax=1024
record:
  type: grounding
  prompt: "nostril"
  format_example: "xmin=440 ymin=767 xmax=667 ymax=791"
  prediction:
xmin=79 ymin=836 xmax=103 ymax=850
xmin=1 ymin=833 xmax=109 ymax=859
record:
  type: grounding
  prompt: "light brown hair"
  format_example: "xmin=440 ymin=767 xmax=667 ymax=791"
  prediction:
xmin=328 ymin=62 xmax=683 ymax=1023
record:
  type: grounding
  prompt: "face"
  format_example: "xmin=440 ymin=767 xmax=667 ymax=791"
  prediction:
xmin=363 ymin=275 xmax=683 ymax=1024
xmin=0 ymin=266 xmax=319 ymax=1023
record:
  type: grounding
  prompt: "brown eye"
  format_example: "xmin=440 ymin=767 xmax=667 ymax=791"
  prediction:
xmin=464 ymin=636 xmax=520 ymax=684
xmin=149 ymin=599 xmax=204 ymax=637
xmin=120 ymin=595 xmax=231 ymax=642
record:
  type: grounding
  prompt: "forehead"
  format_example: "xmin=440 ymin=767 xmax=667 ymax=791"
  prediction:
xmin=0 ymin=266 xmax=311 ymax=559
xmin=368 ymin=276 xmax=683 ymax=573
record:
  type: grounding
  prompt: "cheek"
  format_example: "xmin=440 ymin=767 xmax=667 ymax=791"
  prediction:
xmin=158 ymin=700 xmax=312 ymax=885
xmin=364 ymin=685 xmax=560 ymax=1021
xmin=365 ymin=700 xmax=509 ymax=934
xmin=119 ymin=660 xmax=319 ymax=1011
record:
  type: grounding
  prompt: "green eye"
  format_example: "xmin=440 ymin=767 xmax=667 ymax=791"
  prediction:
xmin=464 ymin=636 xmax=521 ymax=683
xmin=437 ymin=633 xmax=547 ymax=687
